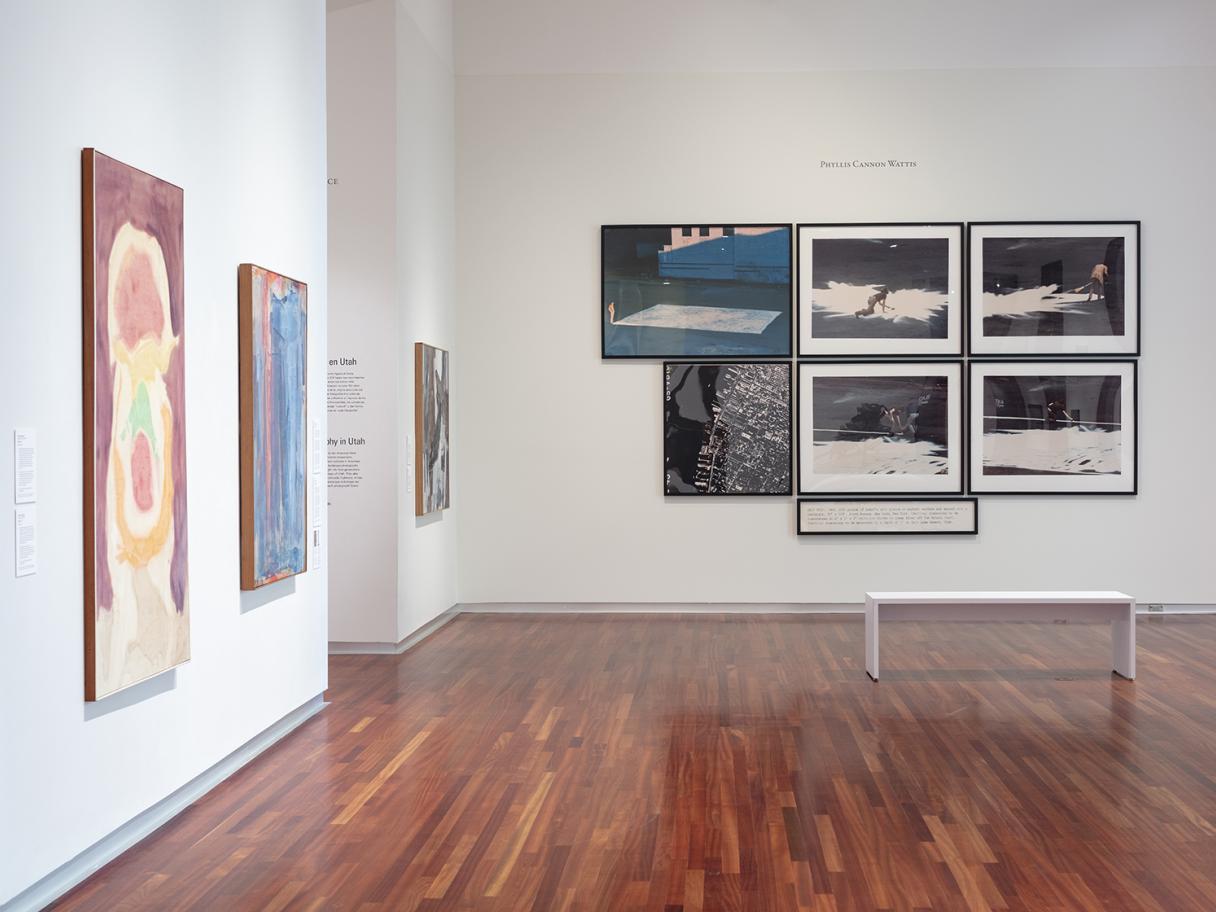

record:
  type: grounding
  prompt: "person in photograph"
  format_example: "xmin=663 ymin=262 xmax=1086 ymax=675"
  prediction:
xmin=1045 ymin=399 xmax=1075 ymax=429
xmin=854 ymin=286 xmax=892 ymax=318
xmin=1086 ymin=263 xmax=1109 ymax=302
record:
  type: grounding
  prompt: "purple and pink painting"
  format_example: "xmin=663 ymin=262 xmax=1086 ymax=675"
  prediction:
xmin=239 ymin=264 xmax=308 ymax=589
xmin=83 ymin=149 xmax=189 ymax=701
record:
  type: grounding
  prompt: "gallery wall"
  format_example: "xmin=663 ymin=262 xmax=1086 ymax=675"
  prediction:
xmin=327 ymin=0 xmax=459 ymax=647
xmin=0 ymin=0 xmax=329 ymax=904
xmin=454 ymin=65 xmax=1216 ymax=605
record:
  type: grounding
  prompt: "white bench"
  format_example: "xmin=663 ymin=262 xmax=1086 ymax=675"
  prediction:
xmin=864 ymin=591 xmax=1136 ymax=680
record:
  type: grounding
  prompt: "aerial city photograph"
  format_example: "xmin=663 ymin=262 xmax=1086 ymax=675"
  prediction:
xmin=664 ymin=362 xmax=792 ymax=495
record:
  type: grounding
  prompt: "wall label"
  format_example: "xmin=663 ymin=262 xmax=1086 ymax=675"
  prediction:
xmin=797 ymin=498 xmax=977 ymax=535
xmin=13 ymin=428 xmax=36 ymax=504
xmin=15 ymin=505 xmax=36 ymax=576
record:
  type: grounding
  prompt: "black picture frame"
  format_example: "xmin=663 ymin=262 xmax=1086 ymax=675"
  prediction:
xmin=796 ymin=497 xmax=979 ymax=535
xmin=797 ymin=360 xmax=965 ymax=496
xmin=663 ymin=360 xmax=794 ymax=496
xmin=967 ymin=359 xmax=1138 ymax=495
xmin=967 ymin=221 xmax=1141 ymax=358
xmin=796 ymin=222 xmax=964 ymax=359
xmin=602 ymin=224 xmax=794 ymax=360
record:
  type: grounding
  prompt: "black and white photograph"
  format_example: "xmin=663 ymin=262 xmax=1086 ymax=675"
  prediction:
xmin=969 ymin=361 xmax=1136 ymax=493
xmin=797 ymin=361 xmax=963 ymax=494
xmin=414 ymin=342 xmax=450 ymax=515
xmin=969 ymin=222 xmax=1139 ymax=355
xmin=664 ymin=361 xmax=792 ymax=495
xmin=798 ymin=223 xmax=962 ymax=356
xmin=603 ymin=225 xmax=792 ymax=358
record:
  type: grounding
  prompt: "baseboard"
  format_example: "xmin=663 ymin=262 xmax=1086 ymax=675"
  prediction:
xmin=459 ymin=602 xmax=860 ymax=614
xmin=458 ymin=602 xmax=1216 ymax=616
xmin=328 ymin=605 xmax=461 ymax=655
xmin=1142 ymin=604 xmax=1216 ymax=614
xmin=1 ymin=694 xmax=327 ymax=912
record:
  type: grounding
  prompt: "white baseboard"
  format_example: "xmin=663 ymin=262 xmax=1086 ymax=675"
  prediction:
xmin=459 ymin=602 xmax=1216 ymax=616
xmin=1142 ymin=604 xmax=1216 ymax=614
xmin=1 ymin=694 xmax=327 ymax=912
xmin=328 ymin=605 xmax=461 ymax=655
xmin=459 ymin=602 xmax=860 ymax=614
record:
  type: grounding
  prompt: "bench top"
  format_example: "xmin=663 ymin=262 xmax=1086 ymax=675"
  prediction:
xmin=866 ymin=591 xmax=1133 ymax=605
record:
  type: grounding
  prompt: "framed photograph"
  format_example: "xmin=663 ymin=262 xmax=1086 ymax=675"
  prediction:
xmin=969 ymin=221 xmax=1140 ymax=356
xmin=797 ymin=361 xmax=963 ymax=495
xmin=603 ymin=224 xmax=792 ymax=358
xmin=798 ymin=223 xmax=962 ymax=357
xmin=797 ymin=497 xmax=978 ymax=535
xmin=969 ymin=360 xmax=1136 ymax=494
xmin=415 ymin=342 xmax=450 ymax=515
xmin=664 ymin=361 xmax=792 ymax=495
xmin=82 ymin=149 xmax=189 ymax=701
xmin=238 ymin=264 xmax=308 ymax=590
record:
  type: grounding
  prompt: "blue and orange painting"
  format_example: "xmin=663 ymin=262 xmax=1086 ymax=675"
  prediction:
xmin=240 ymin=264 xmax=308 ymax=589
xmin=602 ymin=225 xmax=792 ymax=357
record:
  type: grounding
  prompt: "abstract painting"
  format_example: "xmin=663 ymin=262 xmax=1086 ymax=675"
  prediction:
xmin=415 ymin=342 xmax=450 ymax=515
xmin=969 ymin=361 xmax=1136 ymax=493
xmin=239 ymin=264 xmax=308 ymax=589
xmin=83 ymin=149 xmax=188 ymax=701
xmin=797 ymin=361 xmax=963 ymax=495
xmin=969 ymin=222 xmax=1140 ymax=355
xmin=798 ymin=223 xmax=962 ymax=356
xmin=664 ymin=362 xmax=791 ymax=495
xmin=603 ymin=225 xmax=792 ymax=358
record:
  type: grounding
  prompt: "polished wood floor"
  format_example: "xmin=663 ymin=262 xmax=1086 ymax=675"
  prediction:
xmin=52 ymin=614 xmax=1216 ymax=911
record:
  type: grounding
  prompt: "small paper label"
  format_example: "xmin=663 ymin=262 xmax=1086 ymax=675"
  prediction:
xmin=15 ymin=506 xmax=36 ymax=576
xmin=14 ymin=428 xmax=36 ymax=504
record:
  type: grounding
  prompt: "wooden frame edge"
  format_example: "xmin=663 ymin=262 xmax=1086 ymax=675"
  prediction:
xmin=82 ymin=148 xmax=97 ymax=702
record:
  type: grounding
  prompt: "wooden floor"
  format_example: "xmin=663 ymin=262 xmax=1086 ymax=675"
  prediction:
xmin=52 ymin=614 xmax=1216 ymax=911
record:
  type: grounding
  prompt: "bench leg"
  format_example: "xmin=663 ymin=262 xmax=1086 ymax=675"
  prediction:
xmin=865 ymin=597 xmax=879 ymax=680
xmin=1112 ymin=601 xmax=1135 ymax=679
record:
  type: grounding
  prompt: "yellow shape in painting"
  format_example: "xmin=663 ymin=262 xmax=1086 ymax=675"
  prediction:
xmin=113 ymin=335 xmax=178 ymax=385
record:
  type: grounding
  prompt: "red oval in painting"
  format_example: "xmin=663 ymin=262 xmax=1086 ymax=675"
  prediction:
xmin=131 ymin=432 xmax=155 ymax=512
xmin=115 ymin=248 xmax=165 ymax=350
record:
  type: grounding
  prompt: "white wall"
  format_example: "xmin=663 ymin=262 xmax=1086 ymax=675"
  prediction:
xmin=327 ymin=0 xmax=401 ymax=644
xmin=0 ymin=0 xmax=329 ymax=903
xmin=327 ymin=0 xmax=458 ymax=645
xmin=395 ymin=0 xmax=460 ymax=640
xmin=455 ymin=66 xmax=1216 ymax=605
xmin=455 ymin=0 xmax=1216 ymax=74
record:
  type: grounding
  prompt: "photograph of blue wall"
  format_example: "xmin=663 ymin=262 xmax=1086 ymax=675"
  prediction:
xmin=602 ymin=224 xmax=792 ymax=357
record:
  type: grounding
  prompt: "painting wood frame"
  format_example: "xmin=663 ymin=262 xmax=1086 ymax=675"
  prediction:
xmin=968 ymin=221 xmax=1140 ymax=356
xmin=415 ymin=342 xmax=451 ymax=515
xmin=797 ymin=360 xmax=964 ymax=496
xmin=238 ymin=263 xmax=309 ymax=590
xmin=663 ymin=360 xmax=793 ymax=496
xmin=796 ymin=497 xmax=978 ymax=535
xmin=602 ymin=224 xmax=794 ymax=360
xmin=797 ymin=222 xmax=963 ymax=358
xmin=968 ymin=359 xmax=1137 ymax=495
xmin=83 ymin=148 xmax=189 ymax=701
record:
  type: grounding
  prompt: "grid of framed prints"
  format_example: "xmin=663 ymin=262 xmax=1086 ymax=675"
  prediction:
xmin=600 ymin=216 xmax=1141 ymax=536
xmin=798 ymin=223 xmax=963 ymax=357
